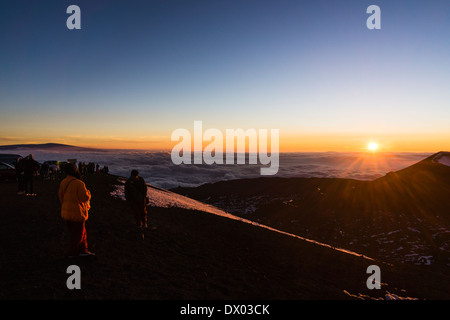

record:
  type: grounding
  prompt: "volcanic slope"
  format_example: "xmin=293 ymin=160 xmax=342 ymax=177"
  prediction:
xmin=171 ymin=152 xmax=450 ymax=271
xmin=1 ymin=172 xmax=449 ymax=299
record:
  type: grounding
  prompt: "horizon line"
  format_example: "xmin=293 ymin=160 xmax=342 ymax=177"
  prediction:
xmin=0 ymin=142 xmax=444 ymax=155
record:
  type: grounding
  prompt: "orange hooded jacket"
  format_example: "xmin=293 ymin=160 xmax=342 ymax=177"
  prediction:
xmin=59 ymin=176 xmax=91 ymax=222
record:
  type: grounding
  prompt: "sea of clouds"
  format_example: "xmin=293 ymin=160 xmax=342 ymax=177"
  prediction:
xmin=4 ymin=149 xmax=432 ymax=189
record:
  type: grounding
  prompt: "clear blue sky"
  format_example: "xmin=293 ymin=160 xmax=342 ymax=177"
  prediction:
xmin=1 ymin=0 xmax=449 ymax=151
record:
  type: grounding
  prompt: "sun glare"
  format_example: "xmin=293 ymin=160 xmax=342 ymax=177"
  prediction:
xmin=368 ymin=142 xmax=378 ymax=151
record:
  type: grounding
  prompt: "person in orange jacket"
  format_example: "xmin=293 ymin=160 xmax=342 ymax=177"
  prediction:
xmin=59 ymin=162 xmax=95 ymax=258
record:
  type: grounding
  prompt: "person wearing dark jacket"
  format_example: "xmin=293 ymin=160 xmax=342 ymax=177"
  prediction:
xmin=15 ymin=157 xmax=24 ymax=195
xmin=124 ymin=169 xmax=148 ymax=229
xmin=22 ymin=154 xmax=39 ymax=196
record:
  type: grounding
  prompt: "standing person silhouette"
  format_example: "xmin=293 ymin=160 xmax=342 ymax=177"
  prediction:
xmin=15 ymin=157 xmax=24 ymax=195
xmin=59 ymin=163 xmax=95 ymax=258
xmin=22 ymin=154 xmax=39 ymax=196
xmin=124 ymin=169 xmax=149 ymax=230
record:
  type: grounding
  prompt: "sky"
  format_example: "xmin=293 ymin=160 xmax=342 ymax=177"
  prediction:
xmin=0 ymin=0 xmax=449 ymax=152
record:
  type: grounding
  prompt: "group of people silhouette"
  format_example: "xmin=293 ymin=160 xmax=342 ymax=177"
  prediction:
xmin=13 ymin=155 xmax=148 ymax=258
xmin=78 ymin=161 xmax=109 ymax=176
xmin=15 ymin=154 xmax=40 ymax=196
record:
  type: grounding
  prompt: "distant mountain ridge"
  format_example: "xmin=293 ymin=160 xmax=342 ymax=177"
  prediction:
xmin=0 ymin=143 xmax=104 ymax=152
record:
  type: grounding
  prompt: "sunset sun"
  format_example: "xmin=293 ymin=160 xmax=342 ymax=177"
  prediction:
xmin=368 ymin=142 xmax=378 ymax=151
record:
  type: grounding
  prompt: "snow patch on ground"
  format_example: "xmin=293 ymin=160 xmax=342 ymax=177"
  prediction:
xmin=112 ymin=178 xmax=227 ymax=216
xmin=343 ymin=290 xmax=418 ymax=300
xmin=431 ymin=152 xmax=450 ymax=166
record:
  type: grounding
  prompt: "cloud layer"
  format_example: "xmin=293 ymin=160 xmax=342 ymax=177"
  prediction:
xmin=5 ymin=149 xmax=432 ymax=189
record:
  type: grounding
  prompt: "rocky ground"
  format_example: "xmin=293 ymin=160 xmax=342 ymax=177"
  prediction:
xmin=0 ymin=173 xmax=449 ymax=307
